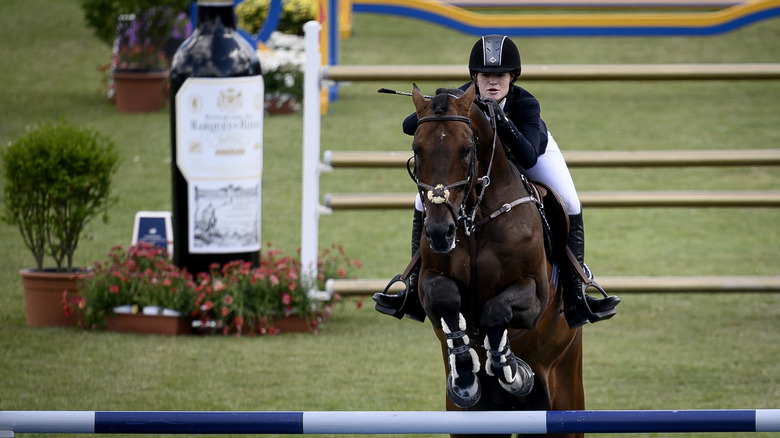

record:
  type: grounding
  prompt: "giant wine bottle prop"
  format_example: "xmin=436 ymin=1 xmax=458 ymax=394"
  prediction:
xmin=169 ymin=0 xmax=263 ymax=274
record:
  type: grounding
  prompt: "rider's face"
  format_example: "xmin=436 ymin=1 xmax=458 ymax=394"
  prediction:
xmin=476 ymin=72 xmax=511 ymax=102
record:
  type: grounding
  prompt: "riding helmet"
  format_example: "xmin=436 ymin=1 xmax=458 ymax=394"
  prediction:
xmin=468 ymin=35 xmax=522 ymax=80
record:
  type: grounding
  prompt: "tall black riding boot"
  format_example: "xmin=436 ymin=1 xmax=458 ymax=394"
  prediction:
xmin=373 ymin=209 xmax=427 ymax=322
xmin=563 ymin=212 xmax=620 ymax=329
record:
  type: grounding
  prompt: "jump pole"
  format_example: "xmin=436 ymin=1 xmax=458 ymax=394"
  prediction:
xmin=2 ymin=410 xmax=780 ymax=435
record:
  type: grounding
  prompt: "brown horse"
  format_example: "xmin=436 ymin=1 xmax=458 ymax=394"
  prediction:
xmin=410 ymin=83 xmax=584 ymax=438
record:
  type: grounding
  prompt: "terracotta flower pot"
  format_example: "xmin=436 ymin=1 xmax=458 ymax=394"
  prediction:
xmin=20 ymin=269 xmax=85 ymax=327
xmin=112 ymin=70 xmax=168 ymax=113
xmin=271 ymin=314 xmax=319 ymax=333
xmin=106 ymin=312 xmax=192 ymax=336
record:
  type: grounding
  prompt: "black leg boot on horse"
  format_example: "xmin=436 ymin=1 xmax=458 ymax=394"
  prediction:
xmin=563 ymin=212 xmax=621 ymax=329
xmin=373 ymin=209 xmax=427 ymax=322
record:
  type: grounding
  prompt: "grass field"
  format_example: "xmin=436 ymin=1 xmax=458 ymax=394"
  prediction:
xmin=1 ymin=1 xmax=779 ymax=437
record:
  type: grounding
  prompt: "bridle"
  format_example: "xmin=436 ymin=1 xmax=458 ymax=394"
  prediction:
xmin=410 ymin=104 xmax=504 ymax=236
xmin=412 ymin=114 xmax=478 ymax=232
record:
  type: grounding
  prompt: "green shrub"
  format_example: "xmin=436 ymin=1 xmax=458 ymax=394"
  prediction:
xmin=236 ymin=0 xmax=317 ymax=36
xmin=1 ymin=121 xmax=119 ymax=271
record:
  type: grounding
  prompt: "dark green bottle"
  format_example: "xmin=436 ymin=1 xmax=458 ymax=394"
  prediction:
xmin=169 ymin=0 xmax=263 ymax=275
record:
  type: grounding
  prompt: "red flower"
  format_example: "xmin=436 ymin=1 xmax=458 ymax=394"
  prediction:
xmin=109 ymin=285 xmax=120 ymax=294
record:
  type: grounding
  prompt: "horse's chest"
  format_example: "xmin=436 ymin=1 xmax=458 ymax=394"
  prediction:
xmin=441 ymin=245 xmax=516 ymax=287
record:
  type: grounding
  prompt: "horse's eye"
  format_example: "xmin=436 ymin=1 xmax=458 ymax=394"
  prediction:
xmin=462 ymin=147 xmax=472 ymax=161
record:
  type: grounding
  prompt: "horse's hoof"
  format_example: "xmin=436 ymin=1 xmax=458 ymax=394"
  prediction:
xmin=446 ymin=375 xmax=481 ymax=408
xmin=499 ymin=371 xmax=534 ymax=397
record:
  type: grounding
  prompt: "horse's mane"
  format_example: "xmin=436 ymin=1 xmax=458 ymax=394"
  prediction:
xmin=431 ymin=88 xmax=465 ymax=116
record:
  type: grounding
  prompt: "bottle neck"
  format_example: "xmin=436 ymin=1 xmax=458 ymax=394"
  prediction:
xmin=195 ymin=1 xmax=236 ymax=28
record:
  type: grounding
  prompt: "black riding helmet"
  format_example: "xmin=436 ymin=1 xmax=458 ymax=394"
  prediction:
xmin=468 ymin=35 xmax=522 ymax=82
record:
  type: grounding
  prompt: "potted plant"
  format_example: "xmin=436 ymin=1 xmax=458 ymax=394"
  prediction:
xmin=1 ymin=121 xmax=119 ymax=327
xmin=236 ymin=0 xmax=315 ymax=113
xmin=70 ymin=242 xmax=361 ymax=336
xmin=80 ymin=0 xmax=191 ymax=112
xmin=71 ymin=242 xmax=196 ymax=335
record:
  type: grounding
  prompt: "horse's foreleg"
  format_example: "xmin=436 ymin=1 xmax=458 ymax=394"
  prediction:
xmin=423 ymin=273 xmax=481 ymax=408
xmin=480 ymin=277 xmax=540 ymax=397
xmin=483 ymin=328 xmax=534 ymax=396
xmin=442 ymin=314 xmax=482 ymax=408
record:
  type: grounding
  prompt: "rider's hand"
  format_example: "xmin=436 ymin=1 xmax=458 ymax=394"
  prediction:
xmin=478 ymin=98 xmax=508 ymax=126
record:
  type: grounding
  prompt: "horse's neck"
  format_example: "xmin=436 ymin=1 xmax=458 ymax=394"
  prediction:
xmin=474 ymin=119 xmax=530 ymax=207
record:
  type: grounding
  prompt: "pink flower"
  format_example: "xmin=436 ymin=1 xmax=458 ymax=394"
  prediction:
xmin=281 ymin=292 xmax=292 ymax=306
xmin=109 ymin=285 xmax=120 ymax=294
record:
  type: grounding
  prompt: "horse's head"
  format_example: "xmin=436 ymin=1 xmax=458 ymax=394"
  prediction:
xmin=411 ymin=83 xmax=478 ymax=253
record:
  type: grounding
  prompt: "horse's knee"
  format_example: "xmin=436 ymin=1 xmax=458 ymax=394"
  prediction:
xmin=481 ymin=278 xmax=542 ymax=330
xmin=421 ymin=272 xmax=460 ymax=326
xmin=480 ymin=294 xmax=514 ymax=329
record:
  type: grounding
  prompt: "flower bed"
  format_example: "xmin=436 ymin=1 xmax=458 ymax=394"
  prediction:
xmin=258 ymin=32 xmax=305 ymax=113
xmin=68 ymin=242 xmax=360 ymax=335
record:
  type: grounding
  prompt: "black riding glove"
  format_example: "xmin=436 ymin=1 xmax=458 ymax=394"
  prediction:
xmin=477 ymin=98 xmax=508 ymax=126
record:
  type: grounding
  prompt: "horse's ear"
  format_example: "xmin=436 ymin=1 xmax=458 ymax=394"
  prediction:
xmin=457 ymin=83 xmax=476 ymax=114
xmin=412 ymin=83 xmax=429 ymax=116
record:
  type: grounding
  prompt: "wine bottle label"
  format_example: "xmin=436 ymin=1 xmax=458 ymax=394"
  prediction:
xmin=175 ymin=76 xmax=264 ymax=254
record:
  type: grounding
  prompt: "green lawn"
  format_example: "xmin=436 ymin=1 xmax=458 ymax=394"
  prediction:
xmin=1 ymin=1 xmax=779 ymax=437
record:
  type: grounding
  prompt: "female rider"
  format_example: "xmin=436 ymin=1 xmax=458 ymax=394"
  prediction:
xmin=374 ymin=35 xmax=619 ymax=329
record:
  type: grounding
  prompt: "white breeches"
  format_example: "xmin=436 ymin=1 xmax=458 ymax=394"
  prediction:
xmin=524 ymin=132 xmax=581 ymax=215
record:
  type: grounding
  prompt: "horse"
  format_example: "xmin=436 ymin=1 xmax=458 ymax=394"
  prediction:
xmin=409 ymin=83 xmax=584 ymax=438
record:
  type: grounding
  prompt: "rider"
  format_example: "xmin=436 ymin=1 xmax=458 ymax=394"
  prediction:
xmin=374 ymin=35 xmax=620 ymax=329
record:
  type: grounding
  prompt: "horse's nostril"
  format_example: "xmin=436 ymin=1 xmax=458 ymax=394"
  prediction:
xmin=446 ymin=223 xmax=456 ymax=239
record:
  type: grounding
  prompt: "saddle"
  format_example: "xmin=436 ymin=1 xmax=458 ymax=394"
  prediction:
xmin=527 ymin=179 xmax=599 ymax=285
xmin=527 ymin=179 xmax=569 ymax=267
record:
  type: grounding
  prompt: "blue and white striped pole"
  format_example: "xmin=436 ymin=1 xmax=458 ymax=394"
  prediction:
xmin=2 ymin=410 xmax=780 ymax=435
